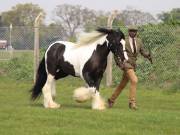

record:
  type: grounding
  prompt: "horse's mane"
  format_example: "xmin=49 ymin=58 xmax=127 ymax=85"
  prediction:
xmin=75 ymin=30 xmax=107 ymax=47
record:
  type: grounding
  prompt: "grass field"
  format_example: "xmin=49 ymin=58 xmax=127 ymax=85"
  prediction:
xmin=0 ymin=76 xmax=180 ymax=135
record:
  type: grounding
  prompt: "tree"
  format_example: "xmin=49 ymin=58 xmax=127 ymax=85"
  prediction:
xmin=157 ymin=8 xmax=180 ymax=25
xmin=84 ymin=9 xmax=156 ymax=32
xmin=53 ymin=4 xmax=96 ymax=38
xmin=84 ymin=11 xmax=125 ymax=32
xmin=118 ymin=9 xmax=157 ymax=26
xmin=0 ymin=15 xmax=3 ymax=26
xmin=84 ymin=11 xmax=108 ymax=32
xmin=1 ymin=3 xmax=45 ymax=26
xmin=40 ymin=23 xmax=68 ymax=48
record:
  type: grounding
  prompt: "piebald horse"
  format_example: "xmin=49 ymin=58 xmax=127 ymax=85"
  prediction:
xmin=31 ymin=28 xmax=128 ymax=110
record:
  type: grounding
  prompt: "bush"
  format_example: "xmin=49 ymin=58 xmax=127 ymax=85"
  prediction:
xmin=139 ymin=24 xmax=176 ymax=50
xmin=0 ymin=52 xmax=33 ymax=81
xmin=137 ymin=24 xmax=179 ymax=90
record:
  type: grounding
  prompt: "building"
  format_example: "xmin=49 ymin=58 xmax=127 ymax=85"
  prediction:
xmin=0 ymin=40 xmax=7 ymax=49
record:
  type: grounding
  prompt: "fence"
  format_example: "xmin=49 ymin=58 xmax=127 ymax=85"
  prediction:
xmin=0 ymin=25 xmax=179 ymax=90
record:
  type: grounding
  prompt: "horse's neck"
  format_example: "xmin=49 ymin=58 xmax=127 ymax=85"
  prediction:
xmin=95 ymin=41 xmax=110 ymax=60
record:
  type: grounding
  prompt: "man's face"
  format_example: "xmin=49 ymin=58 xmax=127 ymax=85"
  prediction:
xmin=128 ymin=30 xmax=137 ymax=38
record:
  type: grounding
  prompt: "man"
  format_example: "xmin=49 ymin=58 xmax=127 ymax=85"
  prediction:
xmin=108 ymin=26 xmax=152 ymax=110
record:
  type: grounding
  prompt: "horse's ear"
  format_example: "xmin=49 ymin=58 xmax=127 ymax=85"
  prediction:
xmin=96 ymin=27 xmax=113 ymax=34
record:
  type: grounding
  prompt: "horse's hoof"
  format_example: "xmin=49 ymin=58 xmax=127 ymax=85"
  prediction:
xmin=92 ymin=105 xmax=106 ymax=110
xmin=92 ymin=94 xmax=106 ymax=110
xmin=46 ymin=102 xmax=60 ymax=109
xmin=92 ymin=101 xmax=106 ymax=110
xmin=73 ymin=87 xmax=92 ymax=103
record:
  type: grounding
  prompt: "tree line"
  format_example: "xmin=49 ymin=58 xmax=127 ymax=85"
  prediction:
xmin=0 ymin=3 xmax=179 ymax=39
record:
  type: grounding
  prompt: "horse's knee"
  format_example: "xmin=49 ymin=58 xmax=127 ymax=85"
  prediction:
xmin=46 ymin=74 xmax=54 ymax=83
xmin=43 ymin=74 xmax=54 ymax=90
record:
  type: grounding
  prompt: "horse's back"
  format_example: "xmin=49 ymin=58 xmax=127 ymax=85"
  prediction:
xmin=48 ymin=41 xmax=76 ymax=49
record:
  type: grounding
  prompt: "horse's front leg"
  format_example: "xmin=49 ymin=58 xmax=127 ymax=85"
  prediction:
xmin=91 ymin=89 xmax=105 ymax=110
xmin=84 ymin=73 xmax=106 ymax=110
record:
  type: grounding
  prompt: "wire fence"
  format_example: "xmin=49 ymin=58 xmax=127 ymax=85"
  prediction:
xmin=0 ymin=25 xmax=179 ymax=90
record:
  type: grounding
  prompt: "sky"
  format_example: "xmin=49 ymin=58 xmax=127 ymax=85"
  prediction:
xmin=0 ymin=0 xmax=180 ymax=23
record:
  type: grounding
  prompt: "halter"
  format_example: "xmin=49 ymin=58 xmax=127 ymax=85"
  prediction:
xmin=107 ymin=38 xmax=128 ymax=64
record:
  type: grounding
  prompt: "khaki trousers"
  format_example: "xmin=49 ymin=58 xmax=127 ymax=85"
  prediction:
xmin=110 ymin=69 xmax=138 ymax=102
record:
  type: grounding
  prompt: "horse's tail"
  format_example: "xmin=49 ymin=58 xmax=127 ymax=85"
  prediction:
xmin=31 ymin=57 xmax=47 ymax=100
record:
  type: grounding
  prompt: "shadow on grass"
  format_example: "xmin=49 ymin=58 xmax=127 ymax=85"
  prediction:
xmin=62 ymin=103 xmax=91 ymax=110
xmin=29 ymin=102 xmax=91 ymax=110
xmin=29 ymin=103 xmax=44 ymax=108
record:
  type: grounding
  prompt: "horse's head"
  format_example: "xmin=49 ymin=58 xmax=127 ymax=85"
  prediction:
xmin=97 ymin=28 xmax=127 ymax=66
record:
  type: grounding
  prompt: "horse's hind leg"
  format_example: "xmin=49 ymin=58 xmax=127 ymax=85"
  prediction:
xmin=51 ymin=79 xmax=56 ymax=100
xmin=42 ymin=74 xmax=60 ymax=108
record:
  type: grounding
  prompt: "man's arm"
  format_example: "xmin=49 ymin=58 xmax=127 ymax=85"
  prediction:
xmin=139 ymin=40 xmax=153 ymax=64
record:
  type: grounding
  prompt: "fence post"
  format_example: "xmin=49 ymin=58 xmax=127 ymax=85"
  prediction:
xmin=106 ymin=10 xmax=118 ymax=86
xmin=34 ymin=13 xmax=42 ymax=82
xmin=9 ymin=24 xmax=13 ymax=58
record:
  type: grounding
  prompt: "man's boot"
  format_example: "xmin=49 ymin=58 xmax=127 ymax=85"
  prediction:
xmin=107 ymin=98 xmax=114 ymax=108
xmin=129 ymin=99 xmax=138 ymax=110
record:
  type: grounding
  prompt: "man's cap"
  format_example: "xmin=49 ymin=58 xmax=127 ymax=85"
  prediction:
xmin=128 ymin=25 xmax=138 ymax=31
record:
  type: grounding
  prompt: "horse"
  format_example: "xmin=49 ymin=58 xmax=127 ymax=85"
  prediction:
xmin=31 ymin=28 xmax=128 ymax=110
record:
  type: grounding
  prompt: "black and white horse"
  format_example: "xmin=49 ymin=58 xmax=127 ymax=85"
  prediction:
xmin=31 ymin=28 xmax=128 ymax=110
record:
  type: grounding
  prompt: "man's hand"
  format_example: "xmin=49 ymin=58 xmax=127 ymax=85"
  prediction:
xmin=148 ymin=54 xmax=153 ymax=64
xmin=147 ymin=49 xmax=153 ymax=64
xmin=114 ymin=55 xmax=124 ymax=70
xmin=118 ymin=62 xmax=125 ymax=70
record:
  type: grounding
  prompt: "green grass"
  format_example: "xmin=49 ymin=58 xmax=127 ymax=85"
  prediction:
xmin=0 ymin=77 xmax=180 ymax=135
